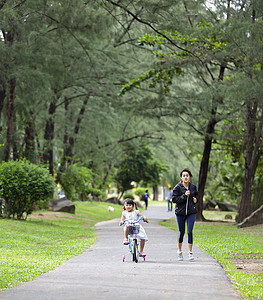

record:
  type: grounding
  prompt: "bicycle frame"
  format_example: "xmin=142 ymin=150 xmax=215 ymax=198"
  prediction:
xmin=121 ymin=218 xmax=144 ymax=263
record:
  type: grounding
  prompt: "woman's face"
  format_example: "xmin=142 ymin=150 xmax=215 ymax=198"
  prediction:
xmin=181 ymin=171 xmax=190 ymax=183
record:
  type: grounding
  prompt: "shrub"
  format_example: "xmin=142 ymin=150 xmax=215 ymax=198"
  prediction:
xmin=123 ymin=193 xmax=134 ymax=200
xmin=0 ymin=160 xmax=55 ymax=219
xmin=60 ymin=164 xmax=101 ymax=201
xmin=134 ymin=187 xmax=151 ymax=198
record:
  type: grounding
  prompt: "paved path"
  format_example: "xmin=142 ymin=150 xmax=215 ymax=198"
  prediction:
xmin=0 ymin=205 xmax=240 ymax=299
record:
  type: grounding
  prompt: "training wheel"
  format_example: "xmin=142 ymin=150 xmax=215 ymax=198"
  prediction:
xmin=122 ymin=255 xmax=125 ymax=262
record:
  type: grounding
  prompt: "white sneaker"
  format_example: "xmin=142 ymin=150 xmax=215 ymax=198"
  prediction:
xmin=188 ymin=252 xmax=194 ymax=261
xmin=177 ymin=251 xmax=183 ymax=261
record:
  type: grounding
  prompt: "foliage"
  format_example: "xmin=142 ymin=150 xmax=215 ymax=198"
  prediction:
xmin=0 ymin=201 xmax=123 ymax=291
xmin=160 ymin=218 xmax=263 ymax=300
xmin=205 ymin=146 xmax=243 ymax=205
xmin=123 ymin=193 xmax=135 ymax=200
xmin=105 ymin=0 xmax=263 ymax=222
xmin=60 ymin=164 xmax=101 ymax=201
xmin=1 ymin=0 xmax=262 ymax=224
xmin=134 ymin=187 xmax=151 ymax=197
xmin=115 ymin=145 xmax=167 ymax=195
xmin=0 ymin=160 xmax=55 ymax=219
xmin=0 ymin=0 xmax=149 ymax=183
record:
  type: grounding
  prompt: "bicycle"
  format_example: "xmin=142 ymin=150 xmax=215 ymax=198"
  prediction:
xmin=120 ymin=217 xmax=149 ymax=263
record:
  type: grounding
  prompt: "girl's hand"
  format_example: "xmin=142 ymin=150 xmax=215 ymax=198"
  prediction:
xmin=185 ymin=190 xmax=190 ymax=196
xmin=193 ymin=197 xmax=197 ymax=203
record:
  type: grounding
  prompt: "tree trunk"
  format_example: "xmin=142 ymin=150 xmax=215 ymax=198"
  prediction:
xmin=63 ymin=94 xmax=90 ymax=165
xmin=0 ymin=78 xmax=6 ymax=132
xmin=196 ymin=117 xmax=217 ymax=220
xmin=238 ymin=205 xmax=263 ymax=228
xmin=24 ymin=111 xmax=36 ymax=162
xmin=153 ymin=184 xmax=158 ymax=200
xmin=238 ymin=103 xmax=263 ymax=222
xmin=43 ymin=101 xmax=56 ymax=175
xmin=238 ymin=7 xmax=263 ymax=222
xmin=4 ymin=78 xmax=16 ymax=161
xmin=196 ymin=65 xmax=225 ymax=221
xmin=58 ymin=97 xmax=70 ymax=176
xmin=100 ymin=163 xmax=112 ymax=189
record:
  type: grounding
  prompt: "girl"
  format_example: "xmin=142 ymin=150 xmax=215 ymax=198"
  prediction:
xmin=120 ymin=199 xmax=148 ymax=257
xmin=172 ymin=169 xmax=198 ymax=261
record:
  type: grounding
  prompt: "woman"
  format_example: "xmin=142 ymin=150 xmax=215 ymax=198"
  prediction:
xmin=172 ymin=168 xmax=198 ymax=261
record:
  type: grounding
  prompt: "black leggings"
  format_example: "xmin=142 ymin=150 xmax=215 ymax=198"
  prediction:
xmin=176 ymin=214 xmax=196 ymax=244
xmin=144 ymin=199 xmax=148 ymax=209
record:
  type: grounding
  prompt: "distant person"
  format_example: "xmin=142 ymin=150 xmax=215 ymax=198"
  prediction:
xmin=167 ymin=187 xmax=173 ymax=211
xmin=120 ymin=199 xmax=148 ymax=257
xmin=172 ymin=168 xmax=198 ymax=261
xmin=141 ymin=189 xmax=150 ymax=210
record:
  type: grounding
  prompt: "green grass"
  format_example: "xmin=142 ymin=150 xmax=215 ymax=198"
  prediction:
xmin=160 ymin=214 xmax=263 ymax=300
xmin=0 ymin=201 xmax=123 ymax=291
xmin=203 ymin=210 xmax=237 ymax=222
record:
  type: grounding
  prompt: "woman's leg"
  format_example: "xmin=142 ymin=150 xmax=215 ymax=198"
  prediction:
xmin=176 ymin=215 xmax=186 ymax=251
xmin=145 ymin=199 xmax=148 ymax=209
xmin=186 ymin=214 xmax=196 ymax=252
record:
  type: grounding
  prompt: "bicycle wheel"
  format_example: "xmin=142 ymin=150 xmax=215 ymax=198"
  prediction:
xmin=133 ymin=240 xmax=138 ymax=263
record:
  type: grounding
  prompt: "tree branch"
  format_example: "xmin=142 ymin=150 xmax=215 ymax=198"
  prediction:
xmin=0 ymin=0 xmax=7 ymax=10
xmin=177 ymin=115 xmax=204 ymax=136
xmin=97 ymin=131 xmax=165 ymax=149
xmin=13 ymin=0 xmax=26 ymax=9
xmin=104 ymin=0 xmax=203 ymax=62
xmin=37 ymin=12 xmax=94 ymax=70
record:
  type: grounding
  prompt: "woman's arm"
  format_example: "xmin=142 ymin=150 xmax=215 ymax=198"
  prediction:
xmin=192 ymin=185 xmax=199 ymax=203
xmin=172 ymin=186 xmax=186 ymax=204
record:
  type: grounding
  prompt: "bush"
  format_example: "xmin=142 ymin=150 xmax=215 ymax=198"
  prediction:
xmin=134 ymin=187 xmax=151 ymax=198
xmin=123 ymin=193 xmax=134 ymax=200
xmin=60 ymin=164 xmax=101 ymax=201
xmin=0 ymin=160 xmax=55 ymax=219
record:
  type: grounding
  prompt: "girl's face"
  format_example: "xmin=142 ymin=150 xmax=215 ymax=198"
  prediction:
xmin=181 ymin=171 xmax=190 ymax=184
xmin=126 ymin=204 xmax=134 ymax=212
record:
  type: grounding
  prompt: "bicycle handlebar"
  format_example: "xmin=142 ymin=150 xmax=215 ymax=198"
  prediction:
xmin=120 ymin=217 xmax=149 ymax=226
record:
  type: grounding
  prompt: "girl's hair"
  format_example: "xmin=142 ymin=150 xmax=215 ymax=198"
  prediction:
xmin=126 ymin=199 xmax=135 ymax=206
xmin=180 ymin=168 xmax=193 ymax=177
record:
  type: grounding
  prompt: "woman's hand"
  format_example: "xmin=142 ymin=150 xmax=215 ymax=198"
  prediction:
xmin=185 ymin=190 xmax=190 ymax=196
xmin=193 ymin=197 xmax=197 ymax=203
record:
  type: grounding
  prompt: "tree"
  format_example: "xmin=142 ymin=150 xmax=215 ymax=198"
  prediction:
xmin=103 ymin=0 xmax=233 ymax=219
xmin=60 ymin=163 xmax=101 ymax=201
xmin=115 ymin=145 xmax=167 ymax=198
xmin=102 ymin=0 xmax=263 ymax=222
xmin=209 ymin=0 xmax=263 ymax=221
